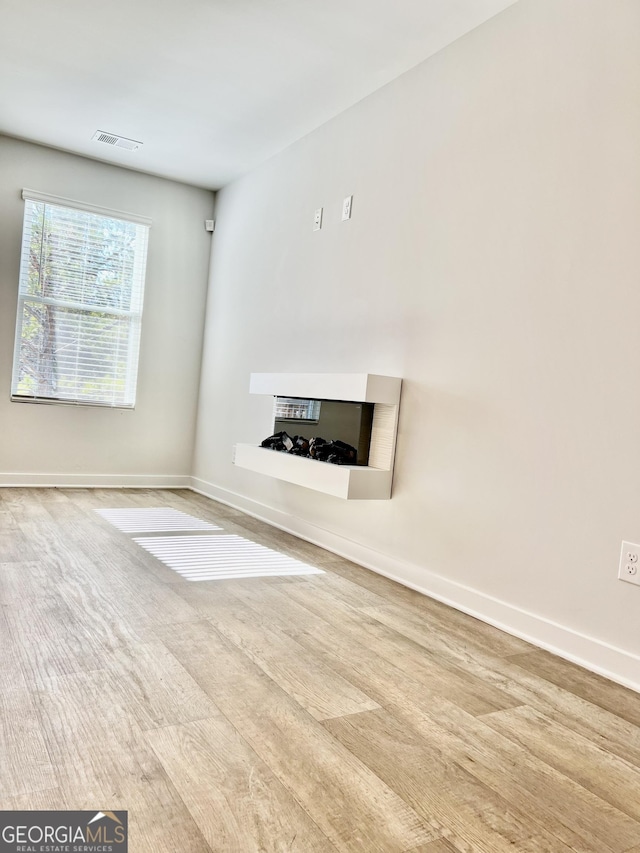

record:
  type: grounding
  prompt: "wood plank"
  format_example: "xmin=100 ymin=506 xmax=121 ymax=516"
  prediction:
xmin=100 ymin=640 xmax=219 ymax=730
xmin=0 ymin=488 xmax=54 ymax=521
xmin=145 ymin=717 xmax=337 ymax=852
xmin=204 ymin=600 xmax=380 ymax=720
xmin=87 ymin=518 xmax=185 ymax=574
xmin=288 ymin=570 xmax=390 ymax=610
xmin=481 ymin=705 xmax=640 ymax=822
xmin=0 ymin=559 xmax=64 ymax=605
xmin=402 ymin=841 xmax=460 ymax=853
xmin=52 ymin=514 xmax=187 ymax=586
xmin=0 ymin=510 xmax=19 ymax=530
xmin=230 ymin=580 xmax=521 ymax=716
xmin=171 ymin=578 xmax=257 ymax=614
xmin=230 ymin=594 xmax=626 ymax=853
xmin=158 ymin=619 xmax=437 ymax=852
xmin=359 ymin=601 xmax=640 ymax=769
xmin=5 ymin=545 xmax=158 ymax=652
xmin=487 ymin=664 xmax=640 ymax=770
xmin=0 ymin=607 xmax=24 ymax=689
xmin=364 ymin=604 xmax=531 ymax=672
xmin=20 ymin=518 xmax=201 ymax=626
xmin=324 ymin=557 xmax=533 ymax=655
xmin=0 ymin=685 xmax=57 ymax=799
xmin=325 ymin=707 xmax=587 ymax=853
xmin=0 ymin=788 xmax=68 ymax=811
xmin=283 ymin=584 xmax=523 ymax=711
xmin=509 ymin=649 xmax=640 ymax=727
xmin=173 ymin=489 xmax=249 ymax=522
xmin=34 ymin=488 xmax=88 ymax=521
xmin=5 ymin=590 xmax=108 ymax=686
xmin=34 ymin=669 xmax=213 ymax=853
xmin=385 ymin=698 xmax=640 ymax=853
xmin=0 ymin=530 xmax=40 ymax=562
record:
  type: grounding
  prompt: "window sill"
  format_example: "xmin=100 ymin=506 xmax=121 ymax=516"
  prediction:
xmin=10 ymin=395 xmax=135 ymax=410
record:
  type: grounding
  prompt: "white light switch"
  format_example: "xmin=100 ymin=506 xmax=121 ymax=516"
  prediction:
xmin=313 ymin=208 xmax=323 ymax=231
xmin=342 ymin=195 xmax=353 ymax=221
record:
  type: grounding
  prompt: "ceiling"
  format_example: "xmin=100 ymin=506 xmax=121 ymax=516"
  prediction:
xmin=0 ymin=0 xmax=519 ymax=189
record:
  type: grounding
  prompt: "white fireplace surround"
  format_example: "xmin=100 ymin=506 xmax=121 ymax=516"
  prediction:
xmin=233 ymin=373 xmax=402 ymax=499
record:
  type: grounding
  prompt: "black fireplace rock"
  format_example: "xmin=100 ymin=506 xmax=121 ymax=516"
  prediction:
xmin=260 ymin=432 xmax=358 ymax=465
xmin=260 ymin=431 xmax=293 ymax=452
xmin=309 ymin=437 xmax=357 ymax=465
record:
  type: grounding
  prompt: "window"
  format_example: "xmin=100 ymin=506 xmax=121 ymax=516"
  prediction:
xmin=274 ymin=397 xmax=321 ymax=422
xmin=11 ymin=190 xmax=150 ymax=408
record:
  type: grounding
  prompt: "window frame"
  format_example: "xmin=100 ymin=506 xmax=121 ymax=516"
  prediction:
xmin=11 ymin=189 xmax=151 ymax=409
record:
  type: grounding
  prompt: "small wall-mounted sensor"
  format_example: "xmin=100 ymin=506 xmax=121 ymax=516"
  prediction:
xmin=342 ymin=195 xmax=353 ymax=221
xmin=205 ymin=220 xmax=215 ymax=232
xmin=313 ymin=208 xmax=323 ymax=231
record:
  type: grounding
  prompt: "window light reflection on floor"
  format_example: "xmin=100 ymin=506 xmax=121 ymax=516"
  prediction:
xmin=132 ymin=534 xmax=324 ymax=581
xmin=97 ymin=507 xmax=324 ymax=581
xmin=95 ymin=507 xmax=221 ymax=533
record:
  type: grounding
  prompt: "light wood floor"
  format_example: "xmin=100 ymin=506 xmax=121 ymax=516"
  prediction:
xmin=1 ymin=488 xmax=640 ymax=853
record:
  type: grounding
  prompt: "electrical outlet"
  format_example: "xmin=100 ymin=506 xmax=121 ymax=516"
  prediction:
xmin=619 ymin=540 xmax=640 ymax=586
xmin=342 ymin=195 xmax=353 ymax=221
xmin=313 ymin=208 xmax=323 ymax=231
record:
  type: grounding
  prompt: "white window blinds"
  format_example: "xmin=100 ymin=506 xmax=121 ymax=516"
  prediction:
xmin=11 ymin=192 xmax=150 ymax=408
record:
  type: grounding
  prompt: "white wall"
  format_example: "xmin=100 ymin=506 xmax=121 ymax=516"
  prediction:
xmin=0 ymin=136 xmax=213 ymax=485
xmin=193 ymin=0 xmax=640 ymax=689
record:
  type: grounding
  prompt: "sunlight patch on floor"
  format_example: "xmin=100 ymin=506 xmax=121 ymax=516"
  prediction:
xmin=96 ymin=506 xmax=323 ymax=581
xmin=95 ymin=507 xmax=221 ymax=533
xmin=132 ymin=533 xmax=324 ymax=581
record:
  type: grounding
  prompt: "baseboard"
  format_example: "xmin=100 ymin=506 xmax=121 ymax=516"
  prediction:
xmin=0 ymin=473 xmax=191 ymax=488
xmin=191 ymin=476 xmax=640 ymax=694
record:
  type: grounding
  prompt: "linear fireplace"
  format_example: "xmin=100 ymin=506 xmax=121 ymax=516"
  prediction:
xmin=233 ymin=373 xmax=402 ymax=499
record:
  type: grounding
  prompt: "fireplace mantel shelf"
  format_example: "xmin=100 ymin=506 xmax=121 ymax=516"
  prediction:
xmin=234 ymin=373 xmax=402 ymax=500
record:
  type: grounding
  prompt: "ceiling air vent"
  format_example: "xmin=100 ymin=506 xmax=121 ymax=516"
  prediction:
xmin=91 ymin=130 xmax=142 ymax=151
